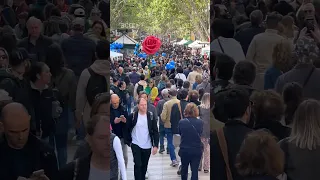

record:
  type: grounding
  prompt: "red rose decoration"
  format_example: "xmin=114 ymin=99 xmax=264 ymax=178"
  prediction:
xmin=142 ymin=36 xmax=162 ymax=55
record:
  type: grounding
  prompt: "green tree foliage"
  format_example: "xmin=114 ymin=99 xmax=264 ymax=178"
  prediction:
xmin=110 ymin=0 xmax=210 ymax=41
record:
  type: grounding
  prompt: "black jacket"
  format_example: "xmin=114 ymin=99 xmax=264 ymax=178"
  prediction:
xmin=171 ymin=100 xmax=188 ymax=134
xmin=110 ymin=105 xmax=128 ymax=138
xmin=125 ymin=111 xmax=159 ymax=148
xmin=211 ymin=120 xmax=252 ymax=180
xmin=58 ymin=154 xmax=91 ymax=180
xmin=29 ymin=85 xmax=58 ymax=138
xmin=254 ymin=120 xmax=291 ymax=141
xmin=18 ymin=35 xmax=53 ymax=63
xmin=60 ymin=34 xmax=96 ymax=77
xmin=0 ymin=134 xmax=58 ymax=180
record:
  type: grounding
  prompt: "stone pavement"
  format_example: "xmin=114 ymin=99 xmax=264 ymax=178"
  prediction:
xmin=66 ymin=137 xmax=210 ymax=180
xmin=126 ymin=145 xmax=210 ymax=180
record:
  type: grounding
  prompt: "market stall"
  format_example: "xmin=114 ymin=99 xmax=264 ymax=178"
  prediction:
xmin=201 ymin=45 xmax=210 ymax=56
xmin=110 ymin=51 xmax=123 ymax=62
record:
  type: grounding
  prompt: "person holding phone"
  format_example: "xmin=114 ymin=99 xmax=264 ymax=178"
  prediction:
xmin=0 ymin=103 xmax=58 ymax=180
xmin=110 ymin=94 xmax=129 ymax=167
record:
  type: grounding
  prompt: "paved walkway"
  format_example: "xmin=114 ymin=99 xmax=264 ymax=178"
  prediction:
xmin=127 ymin=144 xmax=210 ymax=180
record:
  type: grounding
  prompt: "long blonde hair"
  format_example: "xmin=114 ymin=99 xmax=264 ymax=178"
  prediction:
xmin=200 ymin=93 xmax=210 ymax=109
xmin=290 ymin=99 xmax=320 ymax=150
xmin=272 ymin=40 xmax=294 ymax=72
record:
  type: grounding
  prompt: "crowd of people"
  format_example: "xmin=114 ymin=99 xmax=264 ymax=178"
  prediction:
xmin=110 ymin=44 xmax=210 ymax=180
xmin=0 ymin=0 xmax=109 ymax=179
xmin=211 ymin=0 xmax=320 ymax=179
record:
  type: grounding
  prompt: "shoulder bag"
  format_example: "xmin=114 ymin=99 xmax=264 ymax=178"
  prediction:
xmin=217 ymin=128 xmax=233 ymax=180
xmin=302 ymin=67 xmax=315 ymax=87
xmin=177 ymin=102 xmax=183 ymax=120
xmin=185 ymin=118 xmax=202 ymax=141
xmin=218 ymin=38 xmax=225 ymax=53
xmin=73 ymin=158 xmax=79 ymax=180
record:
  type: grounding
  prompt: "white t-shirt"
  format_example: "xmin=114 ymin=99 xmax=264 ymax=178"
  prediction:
xmin=88 ymin=164 xmax=109 ymax=180
xmin=132 ymin=113 xmax=152 ymax=149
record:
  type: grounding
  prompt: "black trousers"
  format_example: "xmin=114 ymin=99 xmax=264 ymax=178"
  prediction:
xmin=131 ymin=143 xmax=151 ymax=180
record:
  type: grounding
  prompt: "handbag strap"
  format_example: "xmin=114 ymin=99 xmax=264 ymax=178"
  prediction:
xmin=218 ymin=38 xmax=225 ymax=53
xmin=217 ymin=128 xmax=233 ymax=180
xmin=177 ymin=102 xmax=183 ymax=120
xmin=185 ymin=118 xmax=201 ymax=140
xmin=73 ymin=158 xmax=79 ymax=180
xmin=303 ymin=67 xmax=315 ymax=87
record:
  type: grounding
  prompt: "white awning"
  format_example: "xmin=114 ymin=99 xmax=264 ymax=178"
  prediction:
xmin=114 ymin=34 xmax=138 ymax=45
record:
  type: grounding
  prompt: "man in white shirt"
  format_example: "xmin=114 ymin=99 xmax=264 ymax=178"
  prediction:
xmin=125 ymin=98 xmax=159 ymax=180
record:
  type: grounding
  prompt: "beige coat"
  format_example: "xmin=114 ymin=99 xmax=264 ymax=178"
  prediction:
xmin=187 ymin=71 xmax=201 ymax=88
xmin=246 ymin=29 xmax=284 ymax=90
xmin=133 ymin=80 xmax=147 ymax=101
xmin=161 ymin=96 xmax=180 ymax=128
xmin=75 ymin=60 xmax=109 ymax=126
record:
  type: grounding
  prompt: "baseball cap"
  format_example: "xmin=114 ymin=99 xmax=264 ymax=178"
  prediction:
xmin=74 ymin=8 xmax=85 ymax=17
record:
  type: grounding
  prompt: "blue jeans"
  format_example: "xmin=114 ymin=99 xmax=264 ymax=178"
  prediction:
xmin=164 ymin=128 xmax=176 ymax=161
xmin=159 ymin=124 xmax=165 ymax=147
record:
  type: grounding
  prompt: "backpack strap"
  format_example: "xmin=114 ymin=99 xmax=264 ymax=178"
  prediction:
xmin=87 ymin=67 xmax=94 ymax=76
xmin=217 ymin=38 xmax=225 ymax=53
xmin=73 ymin=158 xmax=79 ymax=180
xmin=149 ymin=111 xmax=154 ymax=121
xmin=217 ymin=128 xmax=233 ymax=180
xmin=303 ymin=67 xmax=315 ymax=87
xmin=177 ymin=102 xmax=183 ymax=120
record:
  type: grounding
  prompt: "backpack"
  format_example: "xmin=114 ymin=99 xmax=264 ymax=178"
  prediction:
xmin=86 ymin=68 xmax=107 ymax=106
xmin=136 ymin=83 xmax=144 ymax=95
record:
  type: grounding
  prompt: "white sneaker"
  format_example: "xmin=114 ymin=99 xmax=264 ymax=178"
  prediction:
xmin=145 ymin=171 xmax=149 ymax=179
